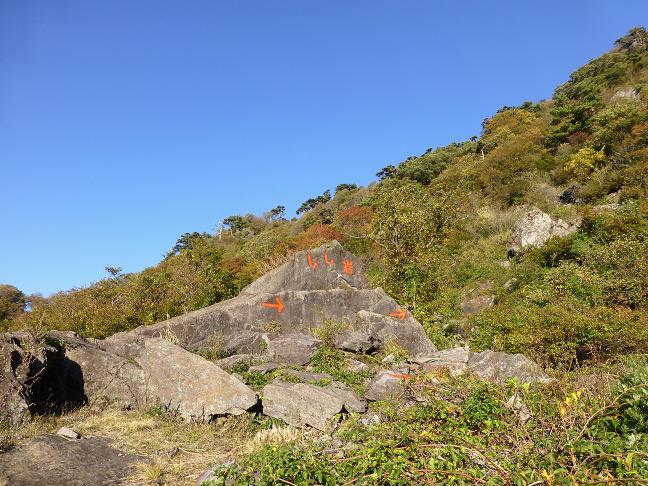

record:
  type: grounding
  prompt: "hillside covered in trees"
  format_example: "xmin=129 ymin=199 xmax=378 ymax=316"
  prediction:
xmin=2 ymin=27 xmax=648 ymax=485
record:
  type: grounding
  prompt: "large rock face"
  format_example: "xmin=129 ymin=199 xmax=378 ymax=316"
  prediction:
xmin=509 ymin=208 xmax=578 ymax=255
xmin=107 ymin=241 xmax=437 ymax=359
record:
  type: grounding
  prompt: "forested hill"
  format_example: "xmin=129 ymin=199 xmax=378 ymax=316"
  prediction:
xmin=3 ymin=27 xmax=648 ymax=370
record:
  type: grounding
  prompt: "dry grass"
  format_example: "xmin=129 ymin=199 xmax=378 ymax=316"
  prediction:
xmin=1 ymin=407 xmax=315 ymax=485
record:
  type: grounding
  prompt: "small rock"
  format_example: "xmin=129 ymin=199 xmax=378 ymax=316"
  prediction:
xmin=420 ymin=348 xmax=471 ymax=377
xmin=249 ymin=362 xmax=281 ymax=373
xmin=345 ymin=358 xmax=369 ymax=373
xmin=460 ymin=295 xmax=495 ymax=316
xmin=359 ymin=413 xmax=381 ymax=426
xmin=504 ymin=278 xmax=519 ymax=291
xmin=214 ymin=354 xmax=255 ymax=370
xmin=364 ymin=370 xmax=407 ymax=401
xmin=280 ymin=369 xmax=332 ymax=383
xmin=506 ymin=393 xmax=532 ymax=423
xmin=497 ymin=260 xmax=511 ymax=269
xmin=56 ymin=427 xmax=81 ymax=440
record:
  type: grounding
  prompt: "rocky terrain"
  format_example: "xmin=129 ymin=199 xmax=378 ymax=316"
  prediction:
xmin=1 ymin=239 xmax=553 ymax=485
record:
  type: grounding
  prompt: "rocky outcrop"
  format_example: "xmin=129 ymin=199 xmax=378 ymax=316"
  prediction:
xmin=49 ymin=331 xmax=146 ymax=409
xmin=0 ymin=435 xmax=146 ymax=486
xmin=107 ymin=241 xmax=437 ymax=358
xmin=0 ymin=332 xmax=60 ymax=425
xmin=261 ymin=379 xmax=366 ymax=430
xmin=509 ymin=208 xmax=578 ymax=255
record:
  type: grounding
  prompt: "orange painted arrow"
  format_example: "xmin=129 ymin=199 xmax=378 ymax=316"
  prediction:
xmin=307 ymin=252 xmax=318 ymax=270
xmin=261 ymin=296 xmax=284 ymax=314
xmin=389 ymin=308 xmax=406 ymax=320
xmin=387 ymin=372 xmax=412 ymax=382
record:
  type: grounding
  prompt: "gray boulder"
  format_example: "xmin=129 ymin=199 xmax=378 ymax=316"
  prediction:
xmin=136 ymin=338 xmax=258 ymax=420
xmin=418 ymin=348 xmax=551 ymax=385
xmin=334 ymin=310 xmax=436 ymax=357
xmin=0 ymin=435 xmax=146 ymax=486
xmin=50 ymin=333 xmax=258 ymax=420
xmin=261 ymin=379 xmax=366 ymax=429
xmin=468 ymin=350 xmax=552 ymax=385
xmin=509 ymin=208 xmax=578 ymax=255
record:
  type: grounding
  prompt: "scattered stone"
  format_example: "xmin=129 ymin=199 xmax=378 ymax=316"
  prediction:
xmin=214 ymin=354 xmax=255 ymax=370
xmin=504 ymin=278 xmax=519 ymax=291
xmin=497 ymin=260 xmax=511 ymax=269
xmin=266 ymin=333 xmax=322 ymax=366
xmin=335 ymin=327 xmax=381 ymax=353
xmin=506 ymin=393 xmax=532 ymax=423
xmin=460 ymin=294 xmax=495 ymax=315
xmin=249 ymin=362 xmax=281 ymax=373
xmin=419 ymin=348 xmax=471 ymax=377
xmin=0 ymin=435 xmax=147 ymax=486
xmin=468 ymin=350 xmax=552 ymax=385
xmin=281 ymin=369 xmax=332 ymax=383
xmin=509 ymin=208 xmax=578 ymax=256
xmin=360 ymin=413 xmax=381 ymax=426
xmin=56 ymin=426 xmax=81 ymax=440
xmin=345 ymin=358 xmax=369 ymax=373
xmin=327 ymin=383 xmax=368 ymax=413
xmin=364 ymin=370 xmax=407 ymax=401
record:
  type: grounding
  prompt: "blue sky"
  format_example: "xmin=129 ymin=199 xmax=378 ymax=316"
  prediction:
xmin=1 ymin=1 xmax=646 ymax=296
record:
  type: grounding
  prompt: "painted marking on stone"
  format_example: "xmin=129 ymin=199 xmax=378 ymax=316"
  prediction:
xmin=387 ymin=372 xmax=411 ymax=382
xmin=389 ymin=308 xmax=406 ymax=320
xmin=324 ymin=253 xmax=335 ymax=266
xmin=343 ymin=259 xmax=354 ymax=275
xmin=307 ymin=252 xmax=318 ymax=270
xmin=261 ymin=296 xmax=284 ymax=314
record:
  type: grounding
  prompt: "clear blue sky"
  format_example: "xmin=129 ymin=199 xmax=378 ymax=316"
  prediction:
xmin=1 ymin=1 xmax=646 ymax=296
